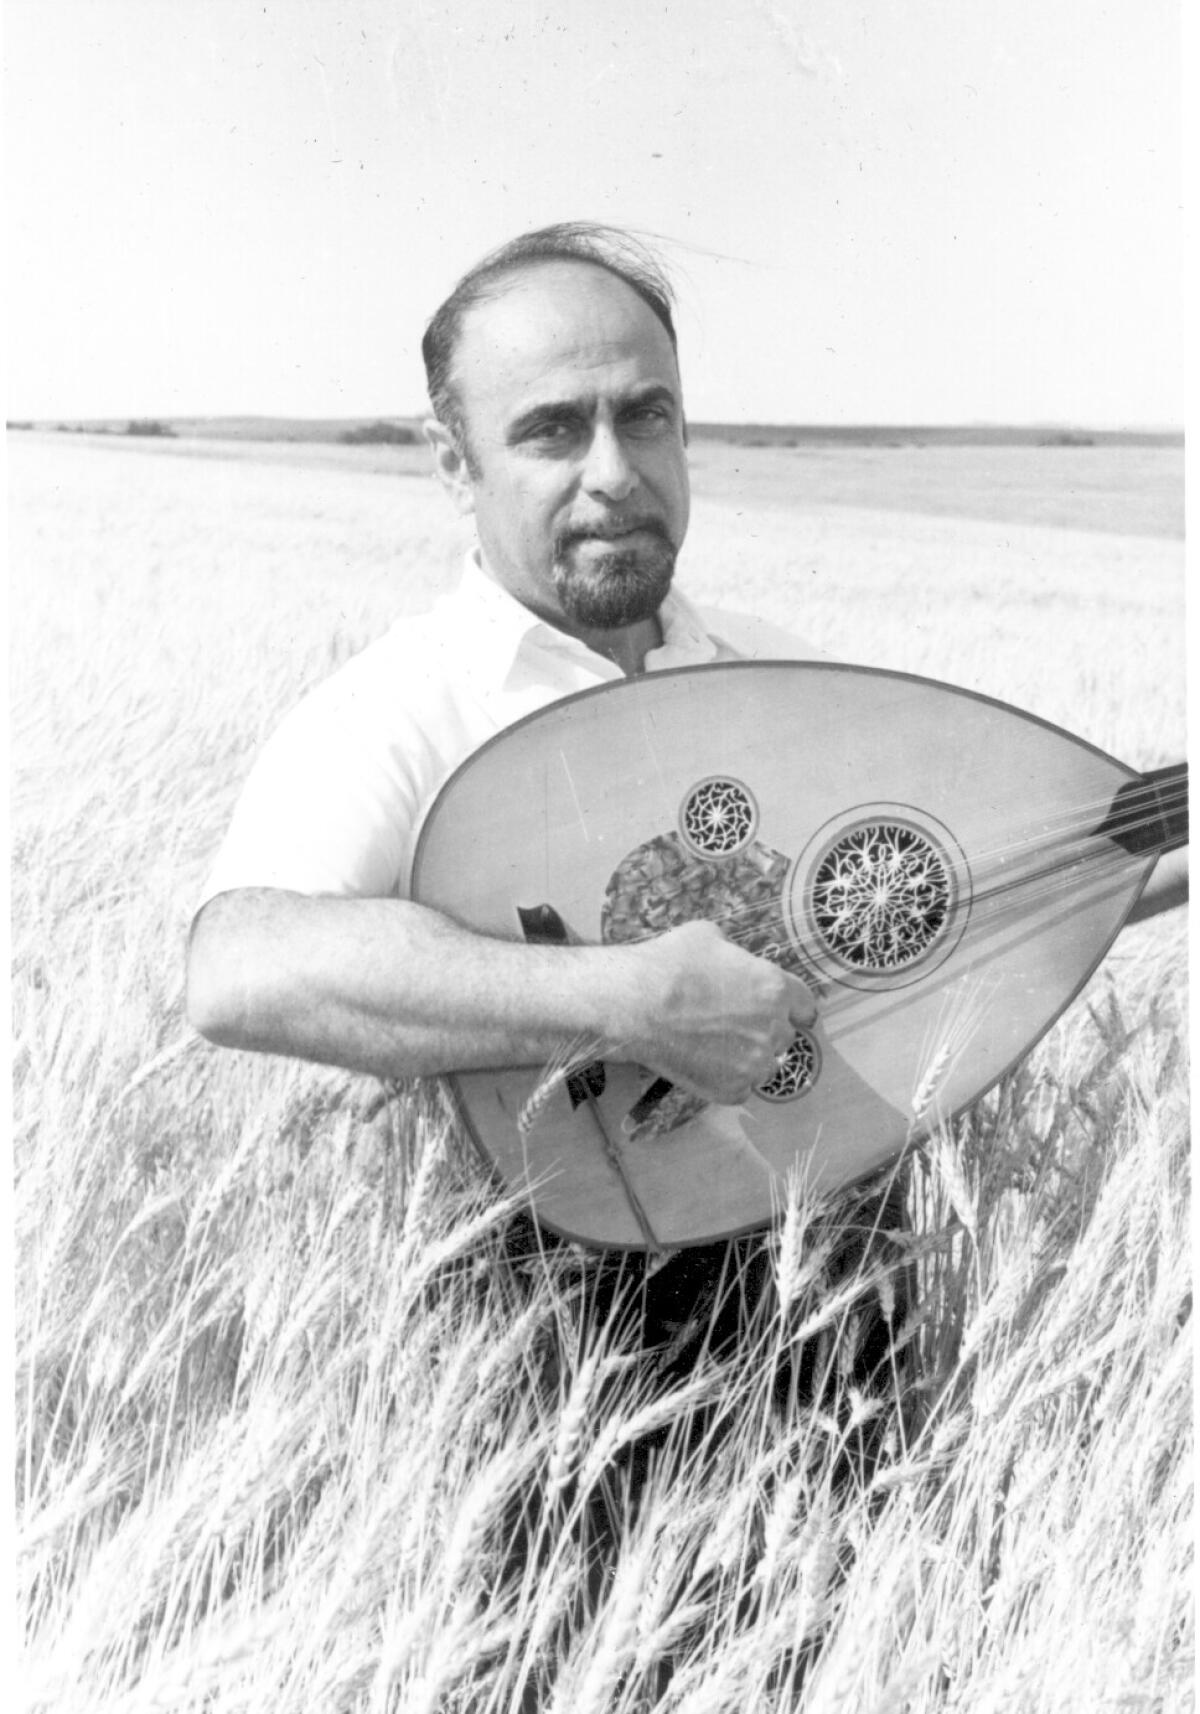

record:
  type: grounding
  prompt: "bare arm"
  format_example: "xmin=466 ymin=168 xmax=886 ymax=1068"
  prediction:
xmin=186 ymin=889 xmax=817 ymax=1105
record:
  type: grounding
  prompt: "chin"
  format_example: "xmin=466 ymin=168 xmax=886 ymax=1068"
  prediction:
xmin=553 ymin=541 xmax=677 ymax=631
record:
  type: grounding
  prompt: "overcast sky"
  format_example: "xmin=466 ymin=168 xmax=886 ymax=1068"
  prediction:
xmin=5 ymin=0 xmax=1184 ymax=426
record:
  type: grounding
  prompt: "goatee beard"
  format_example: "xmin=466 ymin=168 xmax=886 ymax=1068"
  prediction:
xmin=552 ymin=531 xmax=677 ymax=631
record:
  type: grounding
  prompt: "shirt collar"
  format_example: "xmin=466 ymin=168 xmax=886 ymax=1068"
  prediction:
xmin=437 ymin=550 xmax=717 ymax=689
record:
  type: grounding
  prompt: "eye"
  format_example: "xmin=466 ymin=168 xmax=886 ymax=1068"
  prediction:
xmin=522 ymin=417 xmax=580 ymax=447
xmin=623 ymin=403 xmax=673 ymax=436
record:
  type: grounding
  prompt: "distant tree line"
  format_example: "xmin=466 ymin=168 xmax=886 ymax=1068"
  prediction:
xmin=338 ymin=420 xmax=418 ymax=445
xmin=7 ymin=419 xmax=179 ymax=437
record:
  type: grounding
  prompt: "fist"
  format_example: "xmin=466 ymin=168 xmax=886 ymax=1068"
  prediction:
xmin=613 ymin=919 xmax=818 ymax=1105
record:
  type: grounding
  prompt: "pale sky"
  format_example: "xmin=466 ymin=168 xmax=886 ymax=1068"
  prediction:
xmin=4 ymin=0 xmax=1184 ymax=426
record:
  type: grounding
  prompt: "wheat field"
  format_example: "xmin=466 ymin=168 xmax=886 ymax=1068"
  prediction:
xmin=10 ymin=430 xmax=1190 ymax=1711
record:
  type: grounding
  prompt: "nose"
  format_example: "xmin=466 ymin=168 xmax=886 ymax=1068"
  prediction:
xmin=581 ymin=422 xmax=638 ymax=502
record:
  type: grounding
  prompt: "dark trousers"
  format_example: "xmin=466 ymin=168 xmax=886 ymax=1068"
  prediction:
xmin=503 ymin=1171 xmax=912 ymax=1505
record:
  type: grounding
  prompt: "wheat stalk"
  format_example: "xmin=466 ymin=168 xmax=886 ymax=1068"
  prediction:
xmin=518 ymin=1033 xmax=608 ymax=1136
xmin=544 ymin=1375 xmax=592 ymax=1507
xmin=12 ymin=433 xmax=1188 ymax=1713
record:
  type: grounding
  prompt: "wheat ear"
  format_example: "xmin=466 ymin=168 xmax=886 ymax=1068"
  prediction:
xmin=518 ymin=1033 xmax=607 ymax=1136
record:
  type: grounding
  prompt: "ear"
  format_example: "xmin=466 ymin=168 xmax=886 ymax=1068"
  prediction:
xmin=424 ymin=418 xmax=476 ymax=517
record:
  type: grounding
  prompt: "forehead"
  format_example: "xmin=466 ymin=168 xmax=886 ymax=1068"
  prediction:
xmin=451 ymin=261 xmax=681 ymax=424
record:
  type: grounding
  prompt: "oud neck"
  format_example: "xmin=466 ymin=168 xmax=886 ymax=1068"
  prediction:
xmin=1096 ymin=762 xmax=1189 ymax=856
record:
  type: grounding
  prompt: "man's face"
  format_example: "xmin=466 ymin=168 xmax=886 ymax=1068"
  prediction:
xmin=440 ymin=261 xmax=690 ymax=635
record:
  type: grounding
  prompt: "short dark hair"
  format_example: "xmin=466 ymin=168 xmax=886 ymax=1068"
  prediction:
xmin=421 ymin=222 xmax=679 ymax=452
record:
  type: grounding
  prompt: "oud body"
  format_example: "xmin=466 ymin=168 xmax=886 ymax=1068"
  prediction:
xmin=411 ymin=663 xmax=1183 ymax=1251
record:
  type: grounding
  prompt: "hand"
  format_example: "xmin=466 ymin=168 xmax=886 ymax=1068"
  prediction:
xmin=607 ymin=919 xmax=818 ymax=1106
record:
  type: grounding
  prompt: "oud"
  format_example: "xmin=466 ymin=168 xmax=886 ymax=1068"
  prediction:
xmin=412 ymin=663 xmax=1186 ymax=1252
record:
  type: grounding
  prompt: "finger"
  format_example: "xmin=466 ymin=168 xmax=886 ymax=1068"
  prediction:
xmin=768 ymin=1018 xmax=794 ymax=1055
xmin=783 ymin=973 xmax=818 ymax=1027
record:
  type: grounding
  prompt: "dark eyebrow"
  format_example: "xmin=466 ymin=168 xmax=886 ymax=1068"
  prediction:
xmin=506 ymin=399 xmax=587 ymax=442
xmin=618 ymin=383 xmax=679 ymax=415
xmin=506 ymin=381 xmax=680 ymax=443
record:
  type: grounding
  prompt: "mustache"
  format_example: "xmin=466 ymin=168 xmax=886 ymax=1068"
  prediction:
xmin=555 ymin=518 xmax=673 ymax=551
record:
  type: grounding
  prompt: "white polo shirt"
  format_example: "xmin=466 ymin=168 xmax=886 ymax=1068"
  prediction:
xmin=198 ymin=554 xmax=824 ymax=907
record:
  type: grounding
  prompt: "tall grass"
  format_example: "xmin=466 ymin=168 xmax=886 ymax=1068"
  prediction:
xmin=11 ymin=435 xmax=1189 ymax=1710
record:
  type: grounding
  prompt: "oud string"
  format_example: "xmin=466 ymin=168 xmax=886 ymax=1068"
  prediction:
xmin=705 ymin=775 xmax=1184 ymax=952
xmin=518 ymin=769 xmax=1185 ymax=1117
xmin=623 ymin=782 xmax=1183 ymax=1035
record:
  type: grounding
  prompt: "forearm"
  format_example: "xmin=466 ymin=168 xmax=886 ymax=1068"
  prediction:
xmin=187 ymin=888 xmax=628 ymax=1079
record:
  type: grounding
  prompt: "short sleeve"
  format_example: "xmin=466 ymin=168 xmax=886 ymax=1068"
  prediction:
xmin=196 ymin=677 xmax=427 ymax=909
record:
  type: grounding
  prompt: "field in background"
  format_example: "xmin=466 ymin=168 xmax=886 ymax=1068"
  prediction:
xmin=11 ymin=432 xmax=1190 ymax=1710
xmin=13 ymin=418 xmax=1184 ymax=539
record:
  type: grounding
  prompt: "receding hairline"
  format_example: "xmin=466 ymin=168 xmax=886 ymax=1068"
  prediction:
xmin=458 ymin=251 xmax=675 ymax=320
xmin=449 ymin=257 xmax=680 ymax=379
xmin=422 ymin=224 xmax=681 ymax=451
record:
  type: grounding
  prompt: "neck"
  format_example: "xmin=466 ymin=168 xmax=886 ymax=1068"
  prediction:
xmin=584 ymin=614 xmax=664 ymax=676
xmin=476 ymin=554 xmax=666 ymax=675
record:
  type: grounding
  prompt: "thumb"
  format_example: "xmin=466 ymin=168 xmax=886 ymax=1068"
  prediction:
xmin=784 ymin=972 xmax=818 ymax=1027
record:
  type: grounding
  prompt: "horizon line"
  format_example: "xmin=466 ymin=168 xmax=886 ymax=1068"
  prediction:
xmin=6 ymin=413 xmax=1184 ymax=440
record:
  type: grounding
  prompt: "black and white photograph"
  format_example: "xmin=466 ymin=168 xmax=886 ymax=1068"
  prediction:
xmin=9 ymin=2 xmax=1187 ymax=1708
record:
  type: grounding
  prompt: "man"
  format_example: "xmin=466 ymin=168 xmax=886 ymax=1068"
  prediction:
xmin=187 ymin=223 xmax=820 ymax=1103
xmin=187 ymin=223 xmax=903 ymax=1456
